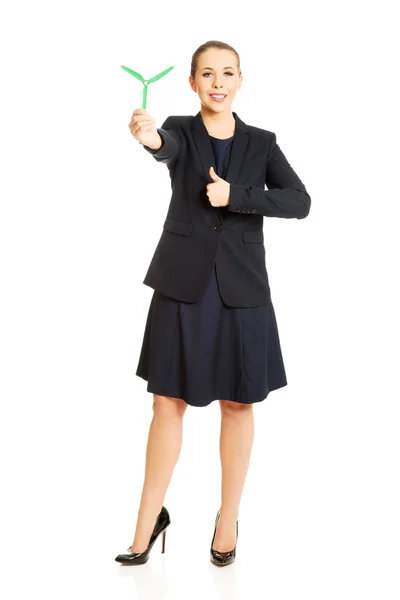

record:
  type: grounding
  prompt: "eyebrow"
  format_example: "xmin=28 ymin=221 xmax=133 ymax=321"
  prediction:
xmin=201 ymin=66 xmax=235 ymax=70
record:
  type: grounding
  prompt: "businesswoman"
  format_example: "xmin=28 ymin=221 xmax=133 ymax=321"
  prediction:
xmin=115 ymin=40 xmax=311 ymax=567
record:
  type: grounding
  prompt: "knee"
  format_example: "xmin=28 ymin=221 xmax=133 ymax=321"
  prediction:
xmin=219 ymin=399 xmax=253 ymax=416
xmin=152 ymin=394 xmax=188 ymax=417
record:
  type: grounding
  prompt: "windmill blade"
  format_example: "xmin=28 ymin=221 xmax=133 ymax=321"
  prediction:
xmin=147 ymin=66 xmax=174 ymax=83
xmin=121 ymin=66 xmax=145 ymax=82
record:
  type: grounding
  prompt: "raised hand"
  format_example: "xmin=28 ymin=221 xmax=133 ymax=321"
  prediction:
xmin=128 ymin=108 xmax=159 ymax=147
xmin=206 ymin=166 xmax=231 ymax=207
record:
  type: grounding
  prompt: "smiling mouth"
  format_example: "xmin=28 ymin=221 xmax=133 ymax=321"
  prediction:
xmin=209 ymin=94 xmax=227 ymax=102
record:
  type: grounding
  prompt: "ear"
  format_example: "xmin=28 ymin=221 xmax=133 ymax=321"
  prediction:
xmin=188 ymin=75 xmax=196 ymax=92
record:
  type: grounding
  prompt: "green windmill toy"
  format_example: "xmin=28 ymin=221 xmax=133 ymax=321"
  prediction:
xmin=121 ymin=65 xmax=174 ymax=108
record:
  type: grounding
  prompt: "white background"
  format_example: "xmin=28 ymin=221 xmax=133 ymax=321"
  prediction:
xmin=1 ymin=0 xmax=399 ymax=598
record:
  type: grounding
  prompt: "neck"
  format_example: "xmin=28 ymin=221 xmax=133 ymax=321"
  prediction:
xmin=200 ymin=106 xmax=235 ymax=128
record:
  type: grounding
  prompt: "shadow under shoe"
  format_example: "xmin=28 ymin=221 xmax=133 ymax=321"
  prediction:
xmin=115 ymin=505 xmax=171 ymax=565
xmin=210 ymin=509 xmax=238 ymax=567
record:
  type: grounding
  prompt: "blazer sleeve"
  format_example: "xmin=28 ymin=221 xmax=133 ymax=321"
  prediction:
xmin=141 ymin=116 xmax=182 ymax=166
xmin=227 ymin=133 xmax=311 ymax=218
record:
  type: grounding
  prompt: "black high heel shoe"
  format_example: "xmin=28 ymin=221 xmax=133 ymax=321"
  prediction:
xmin=115 ymin=506 xmax=171 ymax=565
xmin=210 ymin=509 xmax=238 ymax=567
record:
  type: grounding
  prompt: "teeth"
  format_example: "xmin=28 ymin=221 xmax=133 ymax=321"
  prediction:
xmin=211 ymin=95 xmax=225 ymax=98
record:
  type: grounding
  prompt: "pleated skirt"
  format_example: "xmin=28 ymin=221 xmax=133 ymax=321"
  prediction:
xmin=135 ymin=261 xmax=287 ymax=407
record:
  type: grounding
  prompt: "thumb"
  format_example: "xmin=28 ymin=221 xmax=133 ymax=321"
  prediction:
xmin=209 ymin=165 xmax=220 ymax=181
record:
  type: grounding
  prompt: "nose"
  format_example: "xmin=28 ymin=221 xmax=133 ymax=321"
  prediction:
xmin=212 ymin=77 xmax=223 ymax=89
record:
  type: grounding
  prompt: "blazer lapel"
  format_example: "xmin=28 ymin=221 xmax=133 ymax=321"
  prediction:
xmin=191 ymin=111 xmax=249 ymax=185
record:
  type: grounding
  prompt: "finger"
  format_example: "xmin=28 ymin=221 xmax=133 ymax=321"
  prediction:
xmin=129 ymin=119 xmax=156 ymax=133
xmin=129 ymin=125 xmax=154 ymax=136
xmin=130 ymin=112 xmax=155 ymax=123
xmin=130 ymin=118 xmax=156 ymax=127
xmin=132 ymin=125 xmax=154 ymax=132
xmin=210 ymin=167 xmax=218 ymax=179
xmin=132 ymin=108 xmax=151 ymax=117
xmin=130 ymin=116 xmax=156 ymax=127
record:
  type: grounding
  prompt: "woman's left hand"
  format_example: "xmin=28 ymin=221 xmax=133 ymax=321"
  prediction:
xmin=206 ymin=166 xmax=231 ymax=207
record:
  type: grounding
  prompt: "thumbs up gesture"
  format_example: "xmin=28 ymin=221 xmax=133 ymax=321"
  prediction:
xmin=206 ymin=166 xmax=231 ymax=207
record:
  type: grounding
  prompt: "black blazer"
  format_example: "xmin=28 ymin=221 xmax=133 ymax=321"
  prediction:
xmin=140 ymin=111 xmax=311 ymax=307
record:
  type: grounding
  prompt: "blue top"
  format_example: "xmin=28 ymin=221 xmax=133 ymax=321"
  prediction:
xmin=209 ymin=135 xmax=234 ymax=180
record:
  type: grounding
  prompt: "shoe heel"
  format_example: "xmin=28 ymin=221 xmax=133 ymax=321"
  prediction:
xmin=161 ymin=529 xmax=167 ymax=553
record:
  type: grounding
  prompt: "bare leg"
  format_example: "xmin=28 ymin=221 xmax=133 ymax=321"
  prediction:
xmin=212 ymin=400 xmax=254 ymax=552
xmin=130 ymin=394 xmax=188 ymax=553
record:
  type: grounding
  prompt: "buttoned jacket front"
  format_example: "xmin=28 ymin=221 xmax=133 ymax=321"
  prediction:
xmin=141 ymin=111 xmax=311 ymax=307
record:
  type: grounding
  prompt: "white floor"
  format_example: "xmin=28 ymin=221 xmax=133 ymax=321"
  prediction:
xmin=2 ymin=374 xmax=399 ymax=600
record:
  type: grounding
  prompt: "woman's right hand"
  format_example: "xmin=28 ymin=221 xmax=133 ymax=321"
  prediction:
xmin=128 ymin=108 xmax=159 ymax=146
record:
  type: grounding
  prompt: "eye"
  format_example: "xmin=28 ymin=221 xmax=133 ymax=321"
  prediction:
xmin=203 ymin=72 xmax=234 ymax=77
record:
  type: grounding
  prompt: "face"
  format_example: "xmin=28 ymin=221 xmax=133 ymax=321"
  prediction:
xmin=189 ymin=48 xmax=243 ymax=115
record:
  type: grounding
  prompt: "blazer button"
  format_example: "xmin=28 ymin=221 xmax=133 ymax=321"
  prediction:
xmin=214 ymin=224 xmax=222 ymax=232
xmin=251 ymin=208 xmax=256 ymax=213
xmin=236 ymin=207 xmax=241 ymax=212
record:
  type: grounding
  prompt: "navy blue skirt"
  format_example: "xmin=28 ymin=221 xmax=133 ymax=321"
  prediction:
xmin=135 ymin=261 xmax=287 ymax=407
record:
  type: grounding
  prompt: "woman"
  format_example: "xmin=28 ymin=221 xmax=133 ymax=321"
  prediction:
xmin=115 ymin=40 xmax=311 ymax=567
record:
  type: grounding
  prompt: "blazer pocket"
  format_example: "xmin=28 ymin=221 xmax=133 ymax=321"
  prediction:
xmin=163 ymin=217 xmax=194 ymax=237
xmin=242 ymin=230 xmax=264 ymax=244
